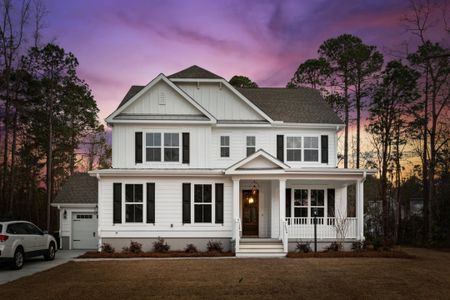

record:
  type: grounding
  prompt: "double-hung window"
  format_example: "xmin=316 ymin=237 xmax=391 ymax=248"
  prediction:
xmin=286 ymin=136 xmax=302 ymax=161
xmin=145 ymin=133 xmax=180 ymax=162
xmin=293 ymin=189 xmax=308 ymax=218
xmin=304 ymin=137 xmax=319 ymax=162
xmin=146 ymin=133 xmax=161 ymax=162
xmin=125 ymin=184 xmax=143 ymax=222
xmin=194 ymin=184 xmax=212 ymax=223
xmin=310 ymin=189 xmax=325 ymax=217
xmin=246 ymin=136 xmax=256 ymax=156
xmin=164 ymin=133 xmax=179 ymax=161
xmin=220 ymin=136 xmax=230 ymax=158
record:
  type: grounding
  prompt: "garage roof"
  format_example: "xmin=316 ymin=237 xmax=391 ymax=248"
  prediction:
xmin=54 ymin=173 xmax=97 ymax=204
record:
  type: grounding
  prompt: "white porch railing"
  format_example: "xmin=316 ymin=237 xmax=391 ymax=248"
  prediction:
xmin=234 ymin=218 xmax=241 ymax=252
xmin=284 ymin=217 xmax=358 ymax=240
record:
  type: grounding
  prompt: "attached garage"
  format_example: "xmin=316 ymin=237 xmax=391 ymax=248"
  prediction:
xmin=52 ymin=173 xmax=99 ymax=250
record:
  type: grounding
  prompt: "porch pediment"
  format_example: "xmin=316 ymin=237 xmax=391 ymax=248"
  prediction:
xmin=225 ymin=149 xmax=290 ymax=174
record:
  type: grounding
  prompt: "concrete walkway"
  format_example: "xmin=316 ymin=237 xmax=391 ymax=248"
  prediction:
xmin=0 ymin=250 xmax=85 ymax=285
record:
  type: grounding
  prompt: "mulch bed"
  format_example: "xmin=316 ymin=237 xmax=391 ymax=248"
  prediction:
xmin=78 ymin=251 xmax=234 ymax=259
xmin=287 ymin=250 xmax=414 ymax=258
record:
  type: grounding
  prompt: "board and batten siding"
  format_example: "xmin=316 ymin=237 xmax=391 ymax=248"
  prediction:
xmin=121 ymin=81 xmax=202 ymax=115
xmin=176 ymin=82 xmax=265 ymax=120
xmin=112 ymin=124 xmax=211 ymax=169
xmin=98 ymin=177 xmax=233 ymax=239
xmin=112 ymin=124 xmax=337 ymax=169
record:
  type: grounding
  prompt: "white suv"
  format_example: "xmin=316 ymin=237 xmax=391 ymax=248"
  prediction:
xmin=0 ymin=220 xmax=57 ymax=270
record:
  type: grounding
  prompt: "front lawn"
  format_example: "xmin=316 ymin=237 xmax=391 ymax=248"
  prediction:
xmin=2 ymin=248 xmax=450 ymax=299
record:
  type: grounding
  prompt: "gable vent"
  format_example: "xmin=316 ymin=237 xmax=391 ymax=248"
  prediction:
xmin=158 ymin=91 xmax=166 ymax=105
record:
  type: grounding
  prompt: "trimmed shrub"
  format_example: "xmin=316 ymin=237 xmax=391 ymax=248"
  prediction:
xmin=207 ymin=240 xmax=223 ymax=252
xmin=325 ymin=242 xmax=343 ymax=252
xmin=351 ymin=240 xmax=366 ymax=252
xmin=101 ymin=243 xmax=115 ymax=254
xmin=153 ymin=237 xmax=170 ymax=252
xmin=296 ymin=241 xmax=312 ymax=253
xmin=184 ymin=243 xmax=198 ymax=253
xmin=129 ymin=240 xmax=143 ymax=254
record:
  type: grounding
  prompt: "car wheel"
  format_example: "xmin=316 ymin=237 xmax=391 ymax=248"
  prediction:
xmin=11 ymin=248 xmax=24 ymax=270
xmin=44 ymin=242 xmax=56 ymax=261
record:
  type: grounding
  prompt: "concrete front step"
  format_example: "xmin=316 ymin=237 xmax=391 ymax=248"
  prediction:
xmin=239 ymin=245 xmax=284 ymax=250
xmin=237 ymin=248 xmax=285 ymax=253
xmin=240 ymin=238 xmax=280 ymax=243
xmin=236 ymin=252 xmax=286 ymax=258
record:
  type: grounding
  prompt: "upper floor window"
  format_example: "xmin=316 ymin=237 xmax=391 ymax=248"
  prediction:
xmin=286 ymin=136 xmax=320 ymax=162
xmin=125 ymin=184 xmax=143 ymax=223
xmin=164 ymin=133 xmax=179 ymax=161
xmin=194 ymin=184 xmax=212 ymax=223
xmin=220 ymin=136 xmax=230 ymax=157
xmin=304 ymin=137 xmax=319 ymax=162
xmin=246 ymin=136 xmax=256 ymax=156
xmin=146 ymin=133 xmax=161 ymax=161
xmin=145 ymin=132 xmax=180 ymax=162
xmin=286 ymin=137 xmax=302 ymax=161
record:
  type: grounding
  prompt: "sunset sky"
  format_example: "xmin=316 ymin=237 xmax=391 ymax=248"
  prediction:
xmin=42 ymin=0 xmax=447 ymax=121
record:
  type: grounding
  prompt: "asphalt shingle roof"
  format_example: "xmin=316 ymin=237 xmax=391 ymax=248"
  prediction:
xmin=237 ymin=87 xmax=343 ymax=124
xmin=168 ymin=65 xmax=222 ymax=79
xmin=114 ymin=66 xmax=343 ymax=125
xmin=54 ymin=173 xmax=97 ymax=204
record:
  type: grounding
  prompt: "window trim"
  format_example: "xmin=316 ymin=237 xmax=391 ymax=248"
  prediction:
xmin=246 ymin=136 xmax=256 ymax=157
xmin=285 ymin=135 xmax=322 ymax=163
xmin=286 ymin=136 xmax=302 ymax=162
xmin=290 ymin=187 xmax=328 ymax=219
xmin=144 ymin=131 xmax=181 ymax=163
xmin=193 ymin=184 xmax=213 ymax=223
xmin=188 ymin=183 xmax=219 ymax=225
xmin=123 ymin=183 xmax=145 ymax=223
xmin=220 ymin=136 xmax=230 ymax=158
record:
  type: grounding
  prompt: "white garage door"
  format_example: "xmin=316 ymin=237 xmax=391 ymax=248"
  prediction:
xmin=72 ymin=213 xmax=98 ymax=249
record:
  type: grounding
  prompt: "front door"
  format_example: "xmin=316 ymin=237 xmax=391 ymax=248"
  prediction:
xmin=242 ymin=190 xmax=258 ymax=236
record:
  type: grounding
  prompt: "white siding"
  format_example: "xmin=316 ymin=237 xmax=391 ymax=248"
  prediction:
xmin=122 ymin=81 xmax=202 ymax=116
xmin=98 ymin=177 xmax=233 ymax=239
xmin=176 ymin=82 xmax=264 ymax=120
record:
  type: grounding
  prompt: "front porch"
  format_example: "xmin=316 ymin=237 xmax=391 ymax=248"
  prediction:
xmin=232 ymin=178 xmax=365 ymax=256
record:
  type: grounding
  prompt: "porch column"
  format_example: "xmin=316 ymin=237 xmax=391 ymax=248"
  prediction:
xmin=279 ymin=179 xmax=286 ymax=238
xmin=356 ymin=179 xmax=364 ymax=241
xmin=232 ymin=179 xmax=240 ymax=240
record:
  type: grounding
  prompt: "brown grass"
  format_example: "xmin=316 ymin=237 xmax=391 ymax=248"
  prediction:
xmin=79 ymin=250 xmax=234 ymax=258
xmin=287 ymin=249 xmax=414 ymax=258
xmin=2 ymin=247 xmax=450 ymax=299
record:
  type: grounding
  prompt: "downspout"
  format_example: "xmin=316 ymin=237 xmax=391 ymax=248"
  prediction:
xmin=96 ymin=173 xmax=102 ymax=252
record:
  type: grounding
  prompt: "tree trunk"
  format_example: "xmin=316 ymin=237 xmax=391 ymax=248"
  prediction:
xmin=8 ymin=109 xmax=18 ymax=214
xmin=422 ymin=68 xmax=430 ymax=243
xmin=344 ymin=78 xmax=349 ymax=169
xmin=46 ymin=98 xmax=53 ymax=231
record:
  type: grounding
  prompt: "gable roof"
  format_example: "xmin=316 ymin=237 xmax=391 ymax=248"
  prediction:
xmin=225 ymin=149 xmax=290 ymax=174
xmin=53 ymin=173 xmax=97 ymax=204
xmin=118 ymin=85 xmax=145 ymax=108
xmin=107 ymin=74 xmax=216 ymax=123
xmin=237 ymin=88 xmax=343 ymax=124
xmin=168 ymin=65 xmax=222 ymax=79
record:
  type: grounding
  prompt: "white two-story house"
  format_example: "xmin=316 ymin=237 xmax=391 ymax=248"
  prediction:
xmin=53 ymin=65 xmax=374 ymax=257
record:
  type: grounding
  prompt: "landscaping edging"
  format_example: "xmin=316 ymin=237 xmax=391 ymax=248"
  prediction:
xmin=287 ymin=250 xmax=414 ymax=258
xmin=78 ymin=251 xmax=234 ymax=259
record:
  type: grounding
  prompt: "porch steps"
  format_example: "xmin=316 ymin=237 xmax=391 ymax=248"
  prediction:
xmin=236 ymin=238 xmax=286 ymax=258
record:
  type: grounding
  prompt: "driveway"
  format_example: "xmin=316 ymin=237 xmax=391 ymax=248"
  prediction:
xmin=0 ymin=250 xmax=85 ymax=285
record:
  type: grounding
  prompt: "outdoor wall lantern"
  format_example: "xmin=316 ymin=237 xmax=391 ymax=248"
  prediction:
xmin=248 ymin=197 xmax=254 ymax=204
xmin=63 ymin=210 xmax=67 ymax=219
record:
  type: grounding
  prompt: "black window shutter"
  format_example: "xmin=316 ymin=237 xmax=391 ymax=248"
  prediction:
xmin=147 ymin=183 xmax=155 ymax=223
xmin=182 ymin=183 xmax=191 ymax=223
xmin=321 ymin=135 xmax=328 ymax=164
xmin=277 ymin=135 xmax=284 ymax=161
xmin=182 ymin=132 xmax=190 ymax=164
xmin=327 ymin=189 xmax=335 ymax=217
xmin=113 ymin=183 xmax=122 ymax=224
xmin=286 ymin=188 xmax=291 ymax=218
xmin=135 ymin=132 xmax=143 ymax=164
xmin=215 ymin=183 xmax=224 ymax=224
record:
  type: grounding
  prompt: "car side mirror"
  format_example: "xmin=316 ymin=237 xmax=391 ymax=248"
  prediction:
xmin=43 ymin=230 xmax=48 ymax=235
